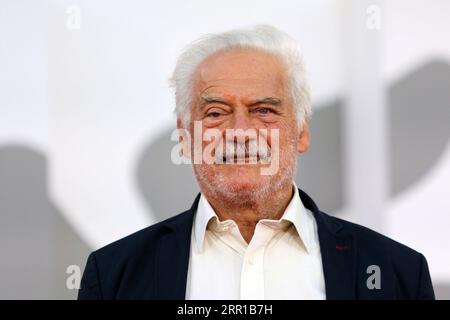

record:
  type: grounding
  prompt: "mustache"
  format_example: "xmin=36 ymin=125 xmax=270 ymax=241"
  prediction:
xmin=213 ymin=138 xmax=272 ymax=164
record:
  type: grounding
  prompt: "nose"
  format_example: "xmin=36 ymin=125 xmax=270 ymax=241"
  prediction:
xmin=227 ymin=109 xmax=254 ymax=142
xmin=231 ymin=108 xmax=254 ymax=130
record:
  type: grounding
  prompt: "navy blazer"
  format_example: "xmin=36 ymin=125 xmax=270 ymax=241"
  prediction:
xmin=78 ymin=189 xmax=435 ymax=300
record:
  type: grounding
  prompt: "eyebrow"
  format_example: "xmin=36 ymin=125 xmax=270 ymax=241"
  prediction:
xmin=251 ymin=97 xmax=282 ymax=106
xmin=200 ymin=95 xmax=282 ymax=109
xmin=200 ymin=95 xmax=228 ymax=108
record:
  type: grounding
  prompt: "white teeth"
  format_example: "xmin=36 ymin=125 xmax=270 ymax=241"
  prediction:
xmin=214 ymin=139 xmax=272 ymax=164
xmin=219 ymin=154 xmax=269 ymax=164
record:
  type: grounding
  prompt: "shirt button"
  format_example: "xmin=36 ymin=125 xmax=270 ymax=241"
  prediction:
xmin=248 ymin=258 xmax=254 ymax=265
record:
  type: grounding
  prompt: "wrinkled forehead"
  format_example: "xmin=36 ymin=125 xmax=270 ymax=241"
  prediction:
xmin=192 ymin=48 xmax=289 ymax=98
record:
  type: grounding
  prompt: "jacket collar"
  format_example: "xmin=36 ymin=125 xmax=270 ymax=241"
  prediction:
xmin=154 ymin=194 xmax=199 ymax=299
xmin=298 ymin=189 xmax=357 ymax=299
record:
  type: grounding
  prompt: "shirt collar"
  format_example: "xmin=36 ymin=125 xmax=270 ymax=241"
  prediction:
xmin=193 ymin=193 xmax=217 ymax=252
xmin=193 ymin=181 xmax=315 ymax=254
xmin=276 ymin=181 xmax=315 ymax=254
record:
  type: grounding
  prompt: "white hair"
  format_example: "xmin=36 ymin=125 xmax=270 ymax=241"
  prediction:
xmin=169 ymin=24 xmax=312 ymax=129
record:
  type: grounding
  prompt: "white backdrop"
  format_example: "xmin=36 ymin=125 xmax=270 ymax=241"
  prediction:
xmin=1 ymin=0 xmax=449 ymax=298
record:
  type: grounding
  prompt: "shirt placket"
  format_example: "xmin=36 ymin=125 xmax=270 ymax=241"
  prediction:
xmin=240 ymin=224 xmax=276 ymax=300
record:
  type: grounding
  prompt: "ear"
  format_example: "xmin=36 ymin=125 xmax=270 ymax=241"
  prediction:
xmin=177 ymin=117 xmax=184 ymax=130
xmin=297 ymin=121 xmax=310 ymax=153
xmin=177 ymin=117 xmax=191 ymax=159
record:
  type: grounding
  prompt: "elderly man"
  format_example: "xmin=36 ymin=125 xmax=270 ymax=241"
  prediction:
xmin=78 ymin=25 xmax=434 ymax=300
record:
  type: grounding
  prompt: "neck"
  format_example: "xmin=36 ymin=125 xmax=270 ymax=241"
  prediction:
xmin=203 ymin=181 xmax=294 ymax=244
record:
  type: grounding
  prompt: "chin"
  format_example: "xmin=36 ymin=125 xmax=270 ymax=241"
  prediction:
xmin=195 ymin=164 xmax=276 ymax=201
xmin=223 ymin=173 xmax=269 ymax=192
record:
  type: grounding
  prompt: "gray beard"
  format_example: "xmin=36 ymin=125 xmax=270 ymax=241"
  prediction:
xmin=193 ymin=147 xmax=298 ymax=207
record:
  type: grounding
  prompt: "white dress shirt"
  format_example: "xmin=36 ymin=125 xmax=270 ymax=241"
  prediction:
xmin=185 ymin=182 xmax=326 ymax=300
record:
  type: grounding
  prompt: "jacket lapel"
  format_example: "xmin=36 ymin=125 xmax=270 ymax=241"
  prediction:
xmin=154 ymin=194 xmax=200 ymax=299
xmin=298 ymin=189 xmax=357 ymax=299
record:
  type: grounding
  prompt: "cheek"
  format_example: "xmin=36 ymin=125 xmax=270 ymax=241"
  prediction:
xmin=265 ymin=121 xmax=297 ymax=149
xmin=202 ymin=117 xmax=229 ymax=128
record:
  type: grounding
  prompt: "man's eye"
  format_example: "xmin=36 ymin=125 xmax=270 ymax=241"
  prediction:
xmin=208 ymin=112 xmax=222 ymax=118
xmin=257 ymin=108 xmax=270 ymax=114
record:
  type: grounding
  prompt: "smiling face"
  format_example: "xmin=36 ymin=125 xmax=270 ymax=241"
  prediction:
xmin=182 ymin=48 xmax=310 ymax=204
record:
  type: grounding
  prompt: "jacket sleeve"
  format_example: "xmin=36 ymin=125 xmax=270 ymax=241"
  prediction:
xmin=417 ymin=254 xmax=435 ymax=300
xmin=78 ymin=252 xmax=103 ymax=300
